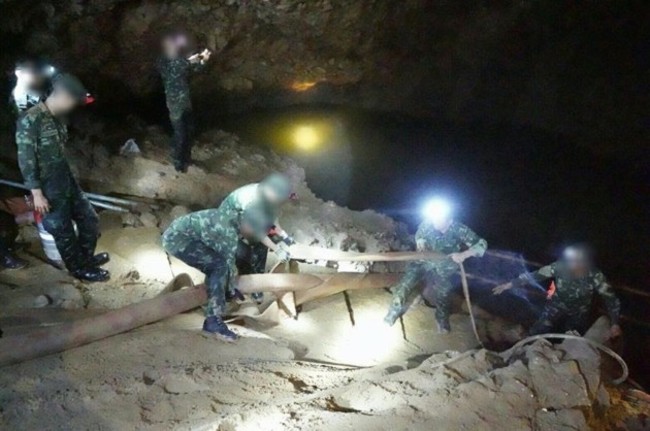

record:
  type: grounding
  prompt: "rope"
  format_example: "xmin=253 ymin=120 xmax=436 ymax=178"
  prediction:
xmin=504 ymin=333 xmax=628 ymax=385
xmin=459 ymin=262 xmax=483 ymax=347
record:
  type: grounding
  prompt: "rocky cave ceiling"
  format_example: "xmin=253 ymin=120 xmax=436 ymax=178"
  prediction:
xmin=0 ymin=0 xmax=646 ymax=157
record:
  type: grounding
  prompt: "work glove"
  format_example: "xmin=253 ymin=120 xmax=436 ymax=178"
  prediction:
xmin=274 ymin=248 xmax=291 ymax=263
xmin=281 ymin=235 xmax=296 ymax=246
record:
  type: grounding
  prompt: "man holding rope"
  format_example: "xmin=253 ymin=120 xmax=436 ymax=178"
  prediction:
xmin=384 ymin=199 xmax=488 ymax=334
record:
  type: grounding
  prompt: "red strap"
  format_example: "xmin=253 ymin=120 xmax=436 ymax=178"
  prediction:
xmin=547 ymin=280 xmax=557 ymax=299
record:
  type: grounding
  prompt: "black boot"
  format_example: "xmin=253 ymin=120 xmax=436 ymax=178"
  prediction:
xmin=1 ymin=254 xmax=27 ymax=270
xmin=88 ymin=252 xmax=110 ymax=267
xmin=73 ymin=267 xmax=110 ymax=282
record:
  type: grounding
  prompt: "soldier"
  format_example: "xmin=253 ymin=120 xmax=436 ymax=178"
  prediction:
xmin=162 ymin=207 xmax=269 ymax=342
xmin=10 ymin=59 xmax=48 ymax=115
xmin=16 ymin=74 xmax=110 ymax=282
xmin=384 ymin=199 xmax=488 ymax=333
xmin=157 ymin=32 xmax=212 ymax=172
xmin=493 ymin=244 xmax=622 ymax=338
xmin=217 ymin=173 xmax=295 ymax=303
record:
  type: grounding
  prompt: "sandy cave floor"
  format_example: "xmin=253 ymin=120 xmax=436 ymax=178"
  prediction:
xmin=0 ymin=216 xmax=648 ymax=430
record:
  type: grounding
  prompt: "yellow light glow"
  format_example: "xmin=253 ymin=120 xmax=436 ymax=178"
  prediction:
xmin=293 ymin=125 xmax=320 ymax=151
xmin=290 ymin=81 xmax=318 ymax=92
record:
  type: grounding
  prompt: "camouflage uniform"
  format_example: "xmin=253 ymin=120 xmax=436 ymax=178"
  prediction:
xmin=16 ymin=103 xmax=99 ymax=272
xmin=162 ymin=209 xmax=240 ymax=317
xmin=216 ymin=183 xmax=277 ymax=299
xmin=513 ymin=261 xmax=621 ymax=334
xmin=388 ymin=220 xmax=488 ymax=327
xmin=162 ymin=208 xmax=268 ymax=317
xmin=157 ymin=57 xmax=203 ymax=170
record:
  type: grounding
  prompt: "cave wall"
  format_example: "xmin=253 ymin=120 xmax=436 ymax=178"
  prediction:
xmin=0 ymin=0 xmax=646 ymax=156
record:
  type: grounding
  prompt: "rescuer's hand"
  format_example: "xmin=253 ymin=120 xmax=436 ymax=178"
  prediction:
xmin=449 ymin=252 xmax=468 ymax=264
xmin=32 ymin=189 xmax=50 ymax=214
xmin=200 ymin=48 xmax=212 ymax=62
xmin=492 ymin=282 xmax=513 ymax=295
xmin=188 ymin=53 xmax=202 ymax=63
xmin=274 ymin=248 xmax=291 ymax=263
xmin=281 ymin=234 xmax=296 ymax=246
xmin=607 ymin=324 xmax=622 ymax=339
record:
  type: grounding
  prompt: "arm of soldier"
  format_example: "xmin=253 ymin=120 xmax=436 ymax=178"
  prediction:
xmin=493 ymin=264 xmax=554 ymax=295
xmin=273 ymin=220 xmax=295 ymax=245
xmin=16 ymin=115 xmax=49 ymax=213
xmin=261 ymin=236 xmax=291 ymax=263
xmin=594 ymin=272 xmax=622 ymax=337
xmin=450 ymin=224 xmax=487 ymax=263
xmin=414 ymin=222 xmax=429 ymax=251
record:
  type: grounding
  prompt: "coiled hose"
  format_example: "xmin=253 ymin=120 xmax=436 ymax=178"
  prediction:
xmin=505 ymin=333 xmax=629 ymax=385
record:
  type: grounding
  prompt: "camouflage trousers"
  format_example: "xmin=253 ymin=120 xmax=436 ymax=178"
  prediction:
xmin=169 ymin=107 xmax=194 ymax=171
xmin=42 ymin=181 xmax=99 ymax=271
xmin=388 ymin=258 xmax=458 ymax=326
xmin=162 ymin=233 xmax=231 ymax=318
xmin=529 ymin=303 xmax=590 ymax=335
xmin=236 ymin=240 xmax=268 ymax=301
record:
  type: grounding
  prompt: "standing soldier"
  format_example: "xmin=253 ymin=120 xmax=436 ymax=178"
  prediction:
xmin=384 ymin=199 xmax=488 ymax=333
xmin=162 ymin=207 xmax=269 ymax=342
xmin=493 ymin=244 xmax=622 ymax=338
xmin=16 ymin=74 xmax=110 ymax=282
xmin=216 ymin=173 xmax=295 ymax=302
xmin=157 ymin=32 xmax=212 ymax=173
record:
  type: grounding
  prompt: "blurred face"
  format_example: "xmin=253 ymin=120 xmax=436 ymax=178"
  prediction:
xmin=432 ymin=217 xmax=452 ymax=232
xmin=16 ymin=69 xmax=41 ymax=87
xmin=261 ymin=186 xmax=286 ymax=205
xmin=563 ymin=248 xmax=591 ymax=277
xmin=49 ymin=89 xmax=79 ymax=113
xmin=162 ymin=34 xmax=187 ymax=57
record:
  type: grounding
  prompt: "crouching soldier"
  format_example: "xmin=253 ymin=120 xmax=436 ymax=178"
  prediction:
xmin=162 ymin=207 xmax=269 ymax=342
xmin=216 ymin=173 xmax=295 ymax=303
xmin=16 ymin=74 xmax=109 ymax=282
xmin=493 ymin=244 xmax=622 ymax=339
xmin=384 ymin=199 xmax=488 ymax=334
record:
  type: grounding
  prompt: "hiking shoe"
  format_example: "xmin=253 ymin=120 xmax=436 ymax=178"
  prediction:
xmin=437 ymin=320 xmax=451 ymax=334
xmin=202 ymin=316 xmax=238 ymax=342
xmin=383 ymin=308 xmax=401 ymax=326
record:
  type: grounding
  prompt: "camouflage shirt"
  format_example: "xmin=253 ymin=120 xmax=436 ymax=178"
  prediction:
xmin=157 ymin=56 xmax=202 ymax=119
xmin=16 ymin=102 xmax=73 ymax=191
xmin=513 ymin=261 xmax=621 ymax=324
xmin=415 ymin=220 xmax=488 ymax=256
xmin=215 ymin=183 xmax=276 ymax=241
